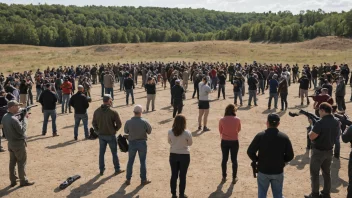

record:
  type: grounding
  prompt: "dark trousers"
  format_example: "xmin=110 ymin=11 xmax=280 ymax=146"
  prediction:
xmin=310 ymin=148 xmax=332 ymax=197
xmin=192 ymin=83 xmax=199 ymax=99
xmin=336 ymin=96 xmax=346 ymax=111
xmin=28 ymin=89 xmax=33 ymax=105
xmin=218 ymin=84 xmax=225 ymax=99
xmin=221 ymin=140 xmax=239 ymax=179
xmin=348 ymin=152 xmax=352 ymax=198
xmin=280 ymin=93 xmax=288 ymax=110
xmin=173 ymin=101 xmax=183 ymax=118
xmin=170 ymin=153 xmax=190 ymax=196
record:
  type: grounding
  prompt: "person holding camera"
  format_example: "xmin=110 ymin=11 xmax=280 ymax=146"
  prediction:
xmin=171 ymin=79 xmax=185 ymax=118
xmin=124 ymin=73 xmax=135 ymax=105
xmin=144 ymin=77 xmax=156 ymax=112
xmin=2 ymin=100 xmax=35 ymax=187
xmin=70 ymin=85 xmax=90 ymax=140
xmin=39 ymin=83 xmax=59 ymax=137
xmin=247 ymin=113 xmax=294 ymax=198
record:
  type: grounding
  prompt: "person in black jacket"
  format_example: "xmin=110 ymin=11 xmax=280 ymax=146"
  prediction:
xmin=145 ymin=77 xmax=156 ymax=112
xmin=217 ymin=71 xmax=226 ymax=100
xmin=342 ymin=126 xmax=352 ymax=197
xmin=124 ymin=73 xmax=135 ymax=105
xmin=39 ymin=83 xmax=58 ymax=137
xmin=171 ymin=80 xmax=184 ymax=118
xmin=247 ymin=113 xmax=294 ymax=198
xmin=247 ymin=73 xmax=258 ymax=106
xmin=299 ymin=74 xmax=310 ymax=106
xmin=70 ymin=85 xmax=90 ymax=140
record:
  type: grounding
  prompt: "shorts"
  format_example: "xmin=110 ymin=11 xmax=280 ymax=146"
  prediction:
xmin=198 ymin=100 xmax=210 ymax=109
xmin=300 ymin=89 xmax=308 ymax=97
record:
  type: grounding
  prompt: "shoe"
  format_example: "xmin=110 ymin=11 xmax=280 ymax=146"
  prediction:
xmin=132 ymin=102 xmax=135 ymax=105
xmin=53 ymin=133 xmax=59 ymax=137
xmin=42 ymin=133 xmax=46 ymax=136
xmin=141 ymin=180 xmax=151 ymax=185
xmin=100 ymin=171 xmax=104 ymax=176
xmin=125 ymin=180 xmax=131 ymax=185
xmin=65 ymin=111 xmax=67 ymax=114
xmin=221 ymin=177 xmax=227 ymax=183
xmin=0 ymin=148 xmax=6 ymax=152
xmin=254 ymin=104 xmax=258 ymax=106
xmin=10 ymin=182 xmax=17 ymax=187
xmin=232 ymin=177 xmax=238 ymax=184
xmin=69 ymin=111 xmax=72 ymax=113
xmin=152 ymin=109 xmax=155 ymax=111
xmin=334 ymin=154 xmax=340 ymax=159
xmin=172 ymin=195 xmax=178 ymax=198
xmin=179 ymin=194 xmax=188 ymax=198
xmin=268 ymin=107 xmax=271 ymax=110
xmin=198 ymin=126 xmax=201 ymax=130
xmin=20 ymin=181 xmax=35 ymax=187
xmin=304 ymin=193 xmax=320 ymax=198
xmin=203 ymin=127 xmax=210 ymax=132
xmin=301 ymin=103 xmax=303 ymax=106
xmin=280 ymin=109 xmax=284 ymax=111
xmin=114 ymin=170 xmax=125 ymax=176
xmin=74 ymin=137 xmax=77 ymax=141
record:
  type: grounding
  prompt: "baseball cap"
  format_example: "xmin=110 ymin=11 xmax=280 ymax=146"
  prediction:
xmin=175 ymin=79 xmax=180 ymax=83
xmin=133 ymin=105 xmax=143 ymax=113
xmin=7 ymin=100 xmax=22 ymax=108
xmin=267 ymin=113 xmax=280 ymax=125
xmin=103 ymin=94 xmax=112 ymax=102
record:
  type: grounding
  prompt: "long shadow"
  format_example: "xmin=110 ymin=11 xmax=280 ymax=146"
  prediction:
xmin=276 ymin=110 xmax=287 ymax=117
xmin=237 ymin=106 xmax=252 ymax=111
xmin=192 ymin=129 xmax=206 ymax=137
xmin=63 ymin=124 xmax=83 ymax=129
xmin=66 ymin=174 xmax=115 ymax=198
xmin=27 ymin=136 xmax=53 ymax=143
xmin=158 ymin=118 xmax=173 ymax=125
xmin=262 ymin=109 xmax=276 ymax=114
xmin=46 ymin=140 xmax=78 ymax=150
xmin=208 ymin=181 xmax=235 ymax=198
xmin=26 ymin=134 xmax=43 ymax=140
xmin=329 ymin=157 xmax=349 ymax=193
xmin=0 ymin=186 xmax=21 ymax=197
xmin=107 ymin=183 xmax=145 ymax=198
xmin=161 ymin=106 xmax=172 ymax=110
xmin=135 ymin=96 xmax=147 ymax=99
xmin=289 ymin=149 xmax=310 ymax=170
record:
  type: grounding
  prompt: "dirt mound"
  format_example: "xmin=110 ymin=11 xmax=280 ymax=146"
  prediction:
xmin=298 ymin=36 xmax=352 ymax=50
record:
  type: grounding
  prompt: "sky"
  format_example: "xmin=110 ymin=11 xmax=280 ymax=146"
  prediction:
xmin=1 ymin=0 xmax=352 ymax=14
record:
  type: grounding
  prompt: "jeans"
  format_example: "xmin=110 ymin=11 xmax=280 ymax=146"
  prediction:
xmin=126 ymin=140 xmax=147 ymax=181
xmin=28 ymin=89 xmax=33 ymax=105
xmin=211 ymin=77 xmax=218 ymax=90
xmin=62 ymin=94 xmax=70 ymax=113
xmin=192 ymin=83 xmax=199 ymax=99
xmin=74 ymin=113 xmax=89 ymax=138
xmin=146 ymin=94 xmax=156 ymax=111
xmin=280 ymin=93 xmax=288 ymax=110
xmin=218 ymin=84 xmax=225 ymax=99
xmin=348 ymin=152 xmax=352 ymax=197
xmin=105 ymin=88 xmax=114 ymax=100
xmin=258 ymin=80 xmax=264 ymax=94
xmin=312 ymin=78 xmax=317 ymax=89
xmin=268 ymin=93 xmax=278 ymax=108
xmin=248 ymin=90 xmax=257 ymax=105
xmin=221 ymin=140 xmax=239 ymax=179
xmin=36 ymin=88 xmax=42 ymax=101
xmin=126 ymin=89 xmax=134 ymax=104
xmin=257 ymin=172 xmax=284 ymax=198
xmin=101 ymin=83 xmax=105 ymax=97
xmin=119 ymin=77 xmax=125 ymax=91
xmin=334 ymin=130 xmax=341 ymax=157
xmin=173 ymin=101 xmax=183 ymax=118
xmin=56 ymin=90 xmax=62 ymax=104
xmin=310 ymin=148 xmax=333 ymax=197
xmin=234 ymin=91 xmax=242 ymax=105
xmin=170 ymin=153 xmax=190 ymax=196
xmin=336 ymin=96 xmax=346 ymax=111
xmin=42 ymin=109 xmax=57 ymax=134
xmin=99 ymin=135 xmax=121 ymax=172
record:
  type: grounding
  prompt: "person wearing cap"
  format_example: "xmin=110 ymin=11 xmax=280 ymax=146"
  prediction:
xmin=247 ymin=113 xmax=294 ymax=198
xmin=298 ymin=73 xmax=310 ymax=106
xmin=267 ymin=74 xmax=279 ymax=109
xmin=2 ymin=100 xmax=35 ymax=187
xmin=92 ymin=94 xmax=124 ymax=176
xmin=145 ymin=77 xmax=156 ymax=112
xmin=60 ymin=77 xmax=72 ymax=114
xmin=124 ymin=73 xmax=135 ymax=105
xmin=278 ymin=74 xmax=288 ymax=111
xmin=39 ymin=83 xmax=59 ymax=137
xmin=124 ymin=105 xmax=152 ymax=186
xmin=104 ymin=71 xmax=115 ymax=100
xmin=171 ymin=79 xmax=185 ymax=118
xmin=70 ymin=85 xmax=90 ymax=140
xmin=304 ymin=103 xmax=339 ymax=198
xmin=335 ymin=76 xmax=346 ymax=111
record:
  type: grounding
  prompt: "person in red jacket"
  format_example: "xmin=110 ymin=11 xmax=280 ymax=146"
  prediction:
xmin=60 ymin=77 xmax=72 ymax=114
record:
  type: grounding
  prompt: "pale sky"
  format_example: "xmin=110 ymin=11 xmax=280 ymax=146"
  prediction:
xmin=1 ymin=0 xmax=352 ymax=14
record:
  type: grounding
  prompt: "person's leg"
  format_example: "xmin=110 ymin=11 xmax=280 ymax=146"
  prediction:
xmin=248 ymin=90 xmax=253 ymax=105
xmin=14 ymin=145 xmax=28 ymax=185
xmin=274 ymin=93 xmax=278 ymax=108
xmin=82 ymin=113 xmax=89 ymax=138
xmin=270 ymin=173 xmax=284 ymax=198
xmin=284 ymin=93 xmax=288 ymax=109
xmin=257 ymin=172 xmax=270 ymax=198
xmin=268 ymin=93 xmax=273 ymax=108
xmin=310 ymin=149 xmax=324 ymax=197
xmin=203 ymin=109 xmax=209 ymax=127
xmin=334 ymin=129 xmax=341 ymax=158
xmin=111 ymin=88 xmax=114 ymax=100
xmin=99 ymin=136 xmax=108 ymax=173
xmin=192 ymin=83 xmax=197 ymax=98
xmin=234 ymin=92 xmax=238 ymax=105
xmin=138 ymin=141 xmax=148 ymax=181
xmin=321 ymin=150 xmax=333 ymax=196
xmin=169 ymin=153 xmax=179 ymax=196
xmin=42 ymin=110 xmax=50 ymax=135
xmin=126 ymin=141 xmax=138 ymax=181
xmin=348 ymin=152 xmax=352 ymax=197
xmin=221 ymin=140 xmax=230 ymax=179
xmin=51 ymin=110 xmax=57 ymax=134
xmin=173 ymin=103 xmax=178 ymax=118
xmin=152 ymin=94 xmax=155 ymax=110
xmin=108 ymin=135 xmax=121 ymax=172
xmin=222 ymin=85 xmax=226 ymax=99
xmin=74 ymin=114 xmax=81 ymax=138
xmin=131 ymin=89 xmax=134 ymax=104
xmin=8 ymin=148 xmax=17 ymax=184
xmin=178 ymin=102 xmax=183 ymax=115
xmin=218 ymin=86 xmax=221 ymax=98
xmin=126 ymin=89 xmax=130 ymax=104
xmin=253 ymin=90 xmax=257 ymax=105
xmin=343 ymin=97 xmax=346 ymax=111
xmin=230 ymin=140 xmax=239 ymax=179
xmin=239 ymin=90 xmax=243 ymax=105
xmin=280 ymin=94 xmax=284 ymax=110
xmin=146 ymin=94 xmax=151 ymax=111
xmin=101 ymin=83 xmax=104 ymax=97
xmin=300 ymin=89 xmax=304 ymax=104
xmin=61 ymin=95 xmax=66 ymax=113
xmin=198 ymin=109 xmax=204 ymax=127
xmin=179 ymin=154 xmax=190 ymax=196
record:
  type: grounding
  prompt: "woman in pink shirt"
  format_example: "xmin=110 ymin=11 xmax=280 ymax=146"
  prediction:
xmin=219 ymin=104 xmax=241 ymax=184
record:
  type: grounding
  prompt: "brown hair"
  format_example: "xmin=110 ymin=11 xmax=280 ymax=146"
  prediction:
xmin=224 ymin=104 xmax=237 ymax=116
xmin=319 ymin=102 xmax=332 ymax=114
xmin=172 ymin=115 xmax=186 ymax=137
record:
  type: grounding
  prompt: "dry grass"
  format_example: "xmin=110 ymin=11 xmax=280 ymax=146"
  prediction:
xmin=1 ymin=36 xmax=352 ymax=72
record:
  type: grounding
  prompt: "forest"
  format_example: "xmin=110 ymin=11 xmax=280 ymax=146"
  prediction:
xmin=0 ymin=4 xmax=352 ymax=47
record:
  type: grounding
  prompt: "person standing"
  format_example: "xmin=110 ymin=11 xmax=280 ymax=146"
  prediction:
xmin=39 ymin=84 xmax=58 ymax=137
xmin=267 ymin=74 xmax=279 ymax=109
xmin=145 ymin=77 xmax=156 ymax=112
xmin=171 ymin=79 xmax=185 ymax=118
xmin=60 ymin=77 xmax=72 ymax=114
xmin=182 ymin=69 xmax=189 ymax=92
xmin=299 ymin=74 xmax=310 ymax=106
xmin=19 ymin=80 xmax=29 ymax=108
xmin=278 ymin=74 xmax=288 ymax=111
xmin=342 ymin=125 xmax=352 ymax=197
xmin=304 ymin=103 xmax=340 ymax=198
xmin=2 ymin=100 xmax=35 ymax=187
xmin=335 ymin=76 xmax=346 ymax=111
xmin=247 ymin=73 xmax=258 ymax=106
xmin=124 ymin=73 xmax=135 ymax=105
xmin=124 ymin=105 xmax=152 ymax=186
xmin=70 ymin=85 xmax=89 ymax=140
xmin=100 ymin=71 xmax=105 ymax=97
xmin=104 ymin=71 xmax=115 ymax=100
xmin=232 ymin=74 xmax=243 ymax=106
xmin=192 ymin=71 xmax=202 ymax=99
xmin=168 ymin=115 xmax=193 ymax=198
xmin=217 ymin=71 xmax=226 ymax=100
xmin=247 ymin=113 xmax=294 ymax=198
xmin=219 ymin=104 xmax=241 ymax=184
xmin=55 ymin=75 xmax=63 ymax=104
xmin=198 ymin=77 xmax=211 ymax=132
xmin=92 ymin=94 xmax=124 ymax=176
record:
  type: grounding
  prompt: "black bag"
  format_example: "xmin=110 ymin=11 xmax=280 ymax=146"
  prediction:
xmin=117 ymin=134 xmax=129 ymax=152
xmin=88 ymin=127 xmax=98 ymax=140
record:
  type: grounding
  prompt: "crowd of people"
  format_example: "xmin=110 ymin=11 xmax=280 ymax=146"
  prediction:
xmin=0 ymin=61 xmax=351 ymax=198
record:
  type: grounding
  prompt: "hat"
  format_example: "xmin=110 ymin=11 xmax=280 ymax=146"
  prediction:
xmin=267 ymin=113 xmax=280 ymax=125
xmin=272 ymin=74 xmax=278 ymax=79
xmin=133 ymin=105 xmax=143 ymax=113
xmin=78 ymin=85 xmax=84 ymax=89
xmin=7 ymin=100 xmax=22 ymax=108
xmin=103 ymin=94 xmax=112 ymax=102
xmin=175 ymin=79 xmax=180 ymax=83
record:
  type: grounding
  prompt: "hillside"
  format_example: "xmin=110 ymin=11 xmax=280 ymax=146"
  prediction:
xmin=0 ymin=3 xmax=352 ymax=46
xmin=1 ymin=37 xmax=352 ymax=72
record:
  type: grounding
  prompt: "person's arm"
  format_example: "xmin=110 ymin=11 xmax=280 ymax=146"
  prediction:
xmin=92 ymin=110 xmax=99 ymax=134
xmin=247 ymin=134 xmax=261 ymax=162
xmin=132 ymin=79 xmax=135 ymax=89
xmin=219 ymin=119 xmax=223 ymax=137
xmin=309 ymin=120 xmax=321 ymax=140
xmin=145 ymin=120 xmax=152 ymax=134
xmin=187 ymin=131 xmax=193 ymax=146
xmin=12 ymin=117 xmax=24 ymax=136
xmin=114 ymin=111 xmax=122 ymax=131
xmin=238 ymin=119 xmax=241 ymax=133
xmin=39 ymin=92 xmax=44 ymax=105
xmin=342 ymin=126 xmax=352 ymax=143
xmin=168 ymin=131 xmax=172 ymax=144
xmin=284 ymin=137 xmax=294 ymax=162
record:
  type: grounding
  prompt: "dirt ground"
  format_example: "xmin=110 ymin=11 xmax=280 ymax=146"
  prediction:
xmin=0 ymin=77 xmax=350 ymax=198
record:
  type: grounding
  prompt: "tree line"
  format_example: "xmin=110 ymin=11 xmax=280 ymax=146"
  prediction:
xmin=0 ymin=4 xmax=352 ymax=46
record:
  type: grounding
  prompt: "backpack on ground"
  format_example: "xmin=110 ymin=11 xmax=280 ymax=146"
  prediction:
xmin=117 ymin=134 xmax=129 ymax=152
